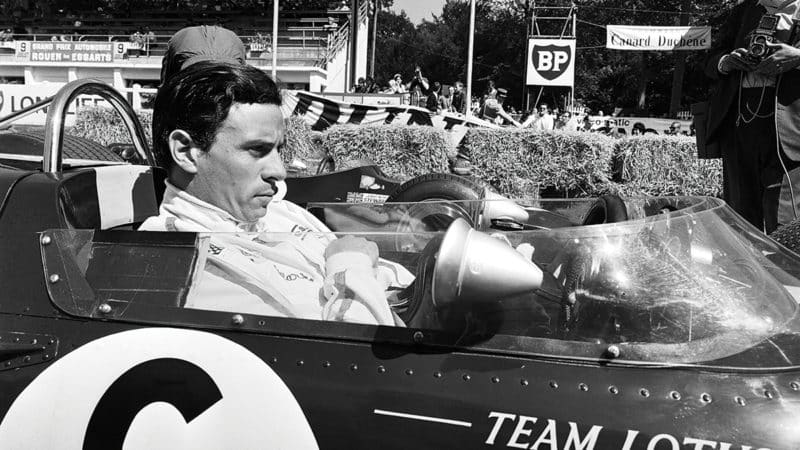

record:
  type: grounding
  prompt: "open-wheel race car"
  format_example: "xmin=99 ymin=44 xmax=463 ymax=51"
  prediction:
xmin=1 ymin=79 xmax=800 ymax=449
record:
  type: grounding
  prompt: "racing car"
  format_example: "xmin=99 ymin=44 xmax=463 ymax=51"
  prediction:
xmin=0 ymin=79 xmax=799 ymax=449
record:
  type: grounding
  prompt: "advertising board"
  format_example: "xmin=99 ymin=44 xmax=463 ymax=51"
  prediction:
xmin=587 ymin=115 xmax=693 ymax=135
xmin=14 ymin=41 xmax=130 ymax=62
xmin=0 ymin=83 xmax=124 ymax=126
xmin=606 ymin=26 xmax=711 ymax=51
xmin=527 ymin=38 xmax=576 ymax=87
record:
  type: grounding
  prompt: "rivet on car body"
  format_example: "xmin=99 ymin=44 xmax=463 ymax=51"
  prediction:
xmin=40 ymin=235 xmax=51 ymax=245
xmin=377 ymin=365 xmax=386 ymax=373
xmin=48 ymin=274 xmax=60 ymax=284
xmin=434 ymin=372 xmax=442 ymax=378
xmin=405 ymin=368 xmax=413 ymax=376
xmin=258 ymin=320 xmax=265 ymax=326
xmin=791 ymin=381 xmax=800 ymax=391
xmin=735 ymin=396 xmax=746 ymax=406
xmin=701 ymin=393 xmax=712 ymax=403
xmin=549 ymin=380 xmax=558 ymax=389
xmin=22 ymin=356 xmax=30 ymax=363
xmin=269 ymin=357 xmax=278 ymax=364
xmin=609 ymin=386 xmax=619 ymax=395
xmin=670 ymin=391 xmax=681 ymax=400
xmin=520 ymin=379 xmax=529 ymax=386
xmin=606 ymin=345 xmax=621 ymax=358
xmin=639 ymin=388 xmax=650 ymax=398
xmin=765 ymin=390 xmax=774 ymax=399
xmin=351 ymin=364 xmax=359 ymax=372
xmin=579 ymin=383 xmax=589 ymax=392
xmin=463 ymin=374 xmax=471 ymax=381
xmin=231 ymin=314 xmax=244 ymax=325
xmin=492 ymin=377 xmax=500 ymax=384
xmin=322 ymin=361 xmax=331 ymax=368
xmin=412 ymin=331 xmax=424 ymax=343
xmin=296 ymin=360 xmax=304 ymax=367
xmin=30 ymin=339 xmax=37 ymax=345
xmin=97 ymin=303 xmax=111 ymax=314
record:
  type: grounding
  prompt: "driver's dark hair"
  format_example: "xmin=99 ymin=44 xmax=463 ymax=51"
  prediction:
xmin=152 ymin=61 xmax=282 ymax=171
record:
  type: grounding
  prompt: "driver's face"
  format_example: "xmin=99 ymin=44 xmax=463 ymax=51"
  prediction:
xmin=191 ymin=103 xmax=286 ymax=223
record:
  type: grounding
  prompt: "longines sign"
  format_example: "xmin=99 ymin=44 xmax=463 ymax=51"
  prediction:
xmin=607 ymin=25 xmax=711 ymax=51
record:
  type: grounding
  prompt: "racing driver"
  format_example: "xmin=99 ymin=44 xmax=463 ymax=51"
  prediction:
xmin=139 ymin=61 xmax=411 ymax=326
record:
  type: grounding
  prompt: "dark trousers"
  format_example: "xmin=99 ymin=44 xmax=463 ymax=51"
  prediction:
xmin=726 ymin=87 xmax=799 ymax=233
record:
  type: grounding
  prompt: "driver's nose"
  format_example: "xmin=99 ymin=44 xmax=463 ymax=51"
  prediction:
xmin=261 ymin=150 xmax=286 ymax=183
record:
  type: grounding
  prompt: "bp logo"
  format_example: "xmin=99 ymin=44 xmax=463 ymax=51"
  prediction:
xmin=531 ymin=44 xmax=572 ymax=80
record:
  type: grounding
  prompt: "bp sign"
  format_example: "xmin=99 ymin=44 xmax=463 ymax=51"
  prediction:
xmin=527 ymin=38 xmax=576 ymax=87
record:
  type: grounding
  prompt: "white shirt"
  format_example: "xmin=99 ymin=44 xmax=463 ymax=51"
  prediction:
xmin=139 ymin=181 xmax=412 ymax=325
xmin=532 ymin=114 xmax=555 ymax=131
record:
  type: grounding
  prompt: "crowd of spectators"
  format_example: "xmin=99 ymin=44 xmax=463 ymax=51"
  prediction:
xmin=349 ymin=66 xmax=470 ymax=116
xmin=350 ymin=69 xmax=697 ymax=139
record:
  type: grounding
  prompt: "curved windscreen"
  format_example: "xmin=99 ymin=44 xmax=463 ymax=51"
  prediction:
xmin=41 ymin=197 xmax=800 ymax=367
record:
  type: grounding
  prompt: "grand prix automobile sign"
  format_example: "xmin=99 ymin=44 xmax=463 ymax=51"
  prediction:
xmin=527 ymin=38 xmax=576 ymax=87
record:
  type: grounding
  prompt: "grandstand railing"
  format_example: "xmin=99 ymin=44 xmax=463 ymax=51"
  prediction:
xmin=0 ymin=33 xmax=331 ymax=67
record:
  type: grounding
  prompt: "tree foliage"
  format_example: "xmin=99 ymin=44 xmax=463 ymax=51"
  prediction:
xmin=374 ymin=0 xmax=737 ymax=115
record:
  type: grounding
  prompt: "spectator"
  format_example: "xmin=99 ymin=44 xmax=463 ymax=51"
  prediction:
xmin=440 ymin=85 xmax=454 ymax=113
xmin=365 ymin=76 xmax=378 ymax=93
xmin=160 ymin=25 xmax=247 ymax=85
xmin=392 ymin=73 xmax=405 ymax=93
xmin=352 ymin=77 xmax=366 ymax=93
xmin=408 ymin=66 xmax=431 ymax=108
xmin=631 ymin=122 xmax=646 ymax=136
xmin=667 ymin=121 xmax=682 ymax=135
xmin=480 ymin=88 xmax=521 ymax=127
xmin=426 ymin=81 xmax=441 ymax=113
xmin=582 ymin=114 xmax=593 ymax=132
xmin=451 ymin=81 xmax=465 ymax=114
xmin=556 ymin=111 xmax=578 ymax=131
xmin=522 ymin=103 xmax=555 ymax=130
xmin=482 ymin=80 xmax=497 ymax=105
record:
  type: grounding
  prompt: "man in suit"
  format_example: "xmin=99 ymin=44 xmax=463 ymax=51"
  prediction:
xmin=705 ymin=0 xmax=800 ymax=232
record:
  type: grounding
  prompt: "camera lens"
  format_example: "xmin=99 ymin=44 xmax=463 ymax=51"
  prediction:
xmin=751 ymin=43 xmax=765 ymax=57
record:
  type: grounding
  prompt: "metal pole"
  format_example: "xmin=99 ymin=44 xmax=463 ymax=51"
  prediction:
xmin=521 ymin=3 xmax=529 ymax=113
xmin=369 ymin=0 xmax=377 ymax=78
xmin=272 ymin=0 xmax=279 ymax=80
xmin=350 ymin=0 xmax=359 ymax=89
xmin=465 ymin=0 xmax=476 ymax=118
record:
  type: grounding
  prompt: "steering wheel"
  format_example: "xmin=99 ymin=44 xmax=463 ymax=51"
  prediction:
xmin=43 ymin=78 xmax=154 ymax=173
xmin=581 ymin=194 xmax=629 ymax=226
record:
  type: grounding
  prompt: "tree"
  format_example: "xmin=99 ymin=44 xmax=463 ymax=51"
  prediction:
xmin=374 ymin=0 xmax=739 ymax=116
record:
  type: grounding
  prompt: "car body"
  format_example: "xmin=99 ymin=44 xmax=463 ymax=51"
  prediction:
xmin=0 ymin=80 xmax=799 ymax=449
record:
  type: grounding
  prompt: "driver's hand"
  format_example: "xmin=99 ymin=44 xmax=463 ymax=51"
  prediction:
xmin=324 ymin=235 xmax=379 ymax=268
xmin=719 ymin=48 xmax=758 ymax=74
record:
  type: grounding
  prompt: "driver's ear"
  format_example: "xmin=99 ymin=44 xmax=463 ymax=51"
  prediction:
xmin=168 ymin=129 xmax=200 ymax=174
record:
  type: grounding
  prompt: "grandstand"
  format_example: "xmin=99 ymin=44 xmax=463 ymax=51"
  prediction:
xmin=0 ymin=0 xmax=370 ymax=121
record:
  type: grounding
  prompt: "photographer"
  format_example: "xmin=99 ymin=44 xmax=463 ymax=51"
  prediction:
xmin=705 ymin=0 xmax=800 ymax=233
xmin=407 ymin=66 xmax=431 ymax=108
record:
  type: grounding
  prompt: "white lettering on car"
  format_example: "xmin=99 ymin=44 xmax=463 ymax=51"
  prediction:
xmin=485 ymin=410 xmax=771 ymax=450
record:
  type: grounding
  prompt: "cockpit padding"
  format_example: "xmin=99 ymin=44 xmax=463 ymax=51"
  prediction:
xmin=59 ymin=166 xmax=166 ymax=230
